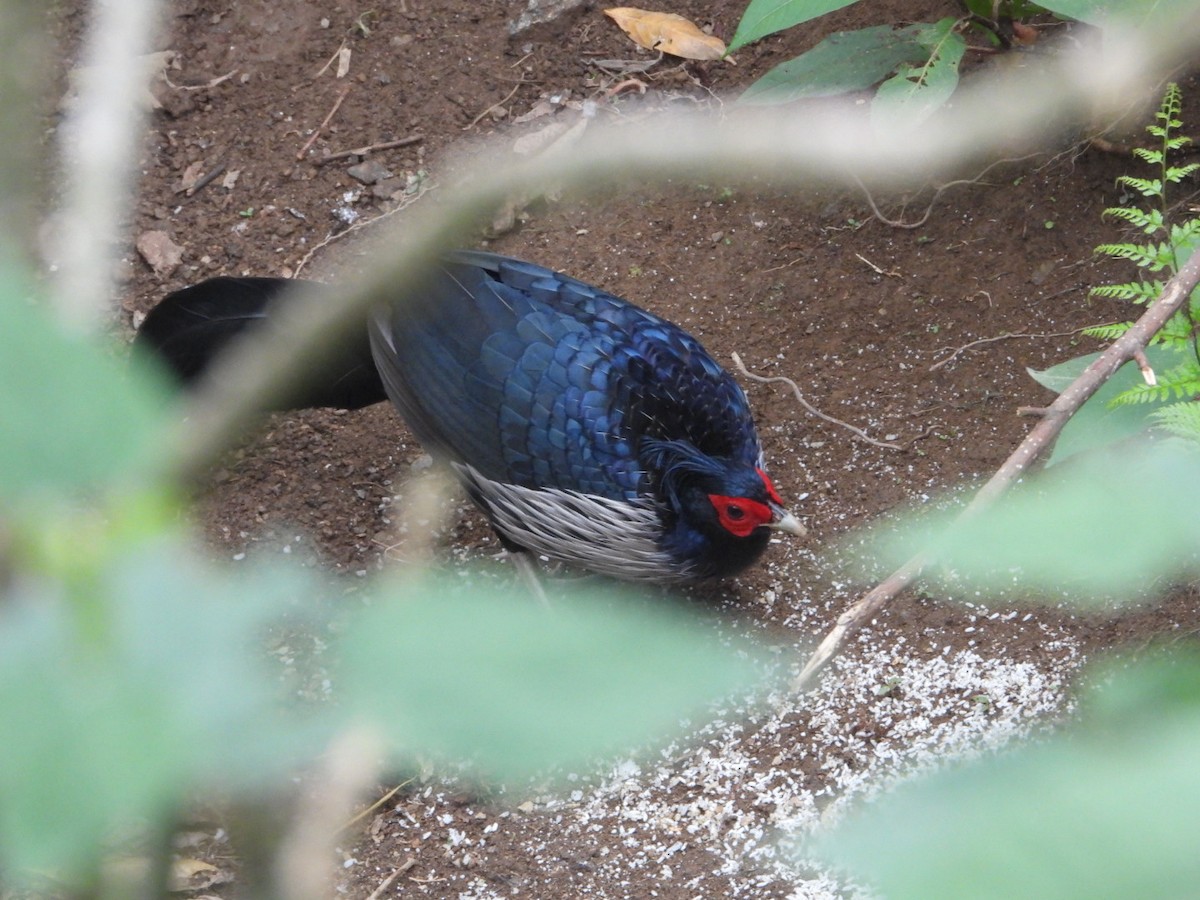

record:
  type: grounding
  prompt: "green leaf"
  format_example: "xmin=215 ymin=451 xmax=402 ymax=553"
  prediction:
xmin=814 ymin=652 xmax=1200 ymax=898
xmin=862 ymin=441 xmax=1200 ymax=600
xmin=871 ymin=19 xmax=967 ymax=131
xmin=0 ymin=272 xmax=169 ymax=501
xmin=0 ymin=538 xmax=329 ymax=878
xmin=727 ymin=0 xmax=861 ymax=52
xmin=738 ymin=23 xmax=932 ymax=106
xmin=1037 ymin=0 xmax=1197 ymax=28
xmin=1026 ymin=344 xmax=1181 ymax=463
xmin=340 ymin=575 xmax=763 ymax=780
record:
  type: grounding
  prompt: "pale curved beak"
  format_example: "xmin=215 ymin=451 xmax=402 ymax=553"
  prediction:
xmin=769 ymin=507 xmax=806 ymax=537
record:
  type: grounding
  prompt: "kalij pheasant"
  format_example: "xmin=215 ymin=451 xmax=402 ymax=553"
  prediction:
xmin=136 ymin=250 xmax=804 ymax=581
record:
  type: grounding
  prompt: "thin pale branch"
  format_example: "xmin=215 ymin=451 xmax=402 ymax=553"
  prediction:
xmin=0 ymin=3 xmax=48 ymax=269
xmin=853 ymin=152 xmax=1042 ymax=229
xmin=732 ymin=353 xmax=902 ymax=450
xmin=930 ymin=326 xmax=1093 ymax=371
xmin=50 ymin=0 xmax=161 ymax=333
xmin=273 ymin=731 xmax=381 ymax=900
xmin=793 ymin=250 xmax=1200 ymax=690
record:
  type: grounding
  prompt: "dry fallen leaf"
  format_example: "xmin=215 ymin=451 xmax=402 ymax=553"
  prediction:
xmin=170 ymin=857 xmax=234 ymax=892
xmin=604 ymin=7 xmax=726 ymax=61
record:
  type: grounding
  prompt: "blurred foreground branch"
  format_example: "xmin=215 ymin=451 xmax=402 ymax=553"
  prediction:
xmin=161 ymin=13 xmax=1200 ymax=483
xmin=49 ymin=0 xmax=161 ymax=334
xmin=0 ymin=3 xmax=50 ymax=270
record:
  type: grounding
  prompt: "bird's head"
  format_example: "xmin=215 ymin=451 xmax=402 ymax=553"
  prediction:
xmin=643 ymin=440 xmax=804 ymax=578
xmin=703 ymin=466 xmax=806 ymax=539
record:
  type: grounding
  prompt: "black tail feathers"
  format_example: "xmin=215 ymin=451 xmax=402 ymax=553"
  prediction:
xmin=134 ymin=276 xmax=387 ymax=411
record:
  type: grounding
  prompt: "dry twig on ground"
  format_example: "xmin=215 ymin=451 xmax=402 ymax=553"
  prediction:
xmin=853 ymin=153 xmax=1042 ymax=229
xmin=732 ymin=353 xmax=902 ymax=450
xmin=794 ymin=250 xmax=1200 ymax=690
xmin=313 ymin=134 xmax=425 ymax=166
xmin=297 ymin=85 xmax=352 ymax=161
xmin=930 ymin=326 xmax=1093 ymax=371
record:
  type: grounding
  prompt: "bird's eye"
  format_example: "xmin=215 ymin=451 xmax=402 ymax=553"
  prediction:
xmin=708 ymin=494 xmax=771 ymax=537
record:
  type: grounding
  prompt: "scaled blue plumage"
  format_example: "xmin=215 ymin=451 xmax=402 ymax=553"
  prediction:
xmin=369 ymin=251 xmax=762 ymax=504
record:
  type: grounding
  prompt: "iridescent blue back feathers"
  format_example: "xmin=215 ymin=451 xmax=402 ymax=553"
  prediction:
xmin=370 ymin=252 xmax=759 ymax=500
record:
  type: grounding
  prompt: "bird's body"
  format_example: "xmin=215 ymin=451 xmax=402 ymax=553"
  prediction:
xmin=136 ymin=251 xmax=802 ymax=581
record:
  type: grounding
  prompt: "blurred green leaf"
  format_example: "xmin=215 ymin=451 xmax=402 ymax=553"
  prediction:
xmin=1082 ymin=651 xmax=1200 ymax=725
xmin=962 ymin=0 xmax=1044 ymax=17
xmin=862 ymin=441 xmax=1200 ymax=601
xmin=739 ymin=23 xmax=933 ymax=105
xmin=340 ymin=576 xmax=763 ymax=780
xmin=0 ymin=537 xmax=330 ymax=879
xmin=0 ymin=272 xmax=168 ymax=500
xmin=1038 ymin=0 xmax=1197 ymax=27
xmin=727 ymin=0 xmax=861 ymax=53
xmin=871 ymin=20 xmax=967 ymax=131
xmin=1027 ymin=344 xmax=1180 ymax=464
xmin=814 ymin=651 xmax=1200 ymax=898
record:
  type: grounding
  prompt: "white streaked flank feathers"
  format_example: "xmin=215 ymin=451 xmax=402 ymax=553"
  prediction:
xmin=453 ymin=463 xmax=694 ymax=583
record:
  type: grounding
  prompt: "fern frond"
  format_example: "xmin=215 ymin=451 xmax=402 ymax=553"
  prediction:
xmin=1095 ymin=242 xmax=1170 ymax=270
xmin=1151 ymin=315 xmax=1194 ymax=347
xmin=1142 ymin=209 xmax=1166 ymax=234
xmin=1159 ymin=82 xmax=1182 ymax=119
xmin=1094 ymin=242 xmax=1146 ymax=261
xmin=1117 ymin=175 xmax=1163 ymax=198
xmin=1132 ymin=147 xmax=1164 ymax=166
xmin=1083 ymin=322 xmax=1133 ymax=341
xmin=1086 ymin=83 xmax=1200 ymax=421
xmin=1170 ymin=219 xmax=1200 ymax=247
xmin=1090 ymin=281 xmax=1162 ymax=304
xmin=1166 ymin=162 xmax=1200 ymax=183
xmin=1147 ymin=362 xmax=1200 ymax=398
xmin=1110 ymin=364 xmax=1200 ymax=406
xmin=1094 ymin=241 xmax=1179 ymax=273
xmin=1146 ymin=241 xmax=1178 ymax=271
xmin=1151 ymin=401 xmax=1200 ymax=443
xmin=1110 ymin=382 xmax=1172 ymax=406
xmin=1103 ymin=205 xmax=1161 ymax=233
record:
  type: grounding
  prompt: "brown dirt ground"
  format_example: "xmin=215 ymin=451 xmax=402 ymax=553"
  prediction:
xmin=55 ymin=0 xmax=1200 ymax=896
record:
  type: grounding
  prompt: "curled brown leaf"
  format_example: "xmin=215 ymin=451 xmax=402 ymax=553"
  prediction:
xmin=604 ymin=7 xmax=726 ymax=61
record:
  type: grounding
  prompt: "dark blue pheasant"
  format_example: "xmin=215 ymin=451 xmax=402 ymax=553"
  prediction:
xmin=136 ymin=250 xmax=803 ymax=581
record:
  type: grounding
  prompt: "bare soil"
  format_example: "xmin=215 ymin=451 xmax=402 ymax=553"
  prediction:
xmin=56 ymin=0 xmax=1200 ymax=896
